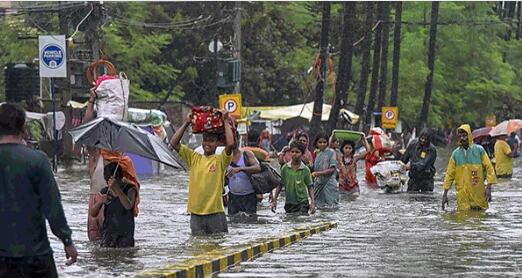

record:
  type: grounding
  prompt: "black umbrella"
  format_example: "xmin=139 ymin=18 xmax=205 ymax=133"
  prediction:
xmin=69 ymin=117 xmax=186 ymax=170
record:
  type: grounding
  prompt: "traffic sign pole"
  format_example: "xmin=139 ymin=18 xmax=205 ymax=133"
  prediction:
xmin=39 ymin=35 xmax=66 ymax=172
xmin=51 ymin=78 xmax=58 ymax=172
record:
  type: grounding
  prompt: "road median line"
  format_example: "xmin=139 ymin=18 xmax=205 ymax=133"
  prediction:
xmin=135 ymin=221 xmax=337 ymax=278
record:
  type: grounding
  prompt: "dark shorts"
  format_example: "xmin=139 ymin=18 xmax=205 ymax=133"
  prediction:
xmin=407 ymin=178 xmax=434 ymax=192
xmin=101 ymin=233 xmax=135 ymax=248
xmin=228 ymin=192 xmax=257 ymax=215
xmin=190 ymin=212 xmax=228 ymax=236
xmin=284 ymin=202 xmax=310 ymax=214
xmin=0 ymin=253 xmax=57 ymax=278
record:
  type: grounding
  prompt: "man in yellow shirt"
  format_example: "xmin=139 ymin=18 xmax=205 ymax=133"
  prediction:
xmin=170 ymin=110 xmax=234 ymax=235
xmin=494 ymin=134 xmax=516 ymax=178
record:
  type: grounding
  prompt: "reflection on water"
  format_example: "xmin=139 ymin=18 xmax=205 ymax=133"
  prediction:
xmin=51 ymin=148 xmax=522 ymax=277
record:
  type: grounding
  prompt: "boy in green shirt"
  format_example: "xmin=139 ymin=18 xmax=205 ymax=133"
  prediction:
xmin=271 ymin=141 xmax=316 ymax=214
xmin=169 ymin=110 xmax=235 ymax=235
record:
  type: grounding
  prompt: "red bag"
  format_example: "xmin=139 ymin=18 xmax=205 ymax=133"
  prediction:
xmin=372 ymin=134 xmax=393 ymax=152
xmin=369 ymin=127 xmax=385 ymax=136
xmin=191 ymin=106 xmax=224 ymax=134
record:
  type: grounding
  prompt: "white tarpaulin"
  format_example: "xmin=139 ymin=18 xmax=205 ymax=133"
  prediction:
xmin=258 ymin=102 xmax=359 ymax=124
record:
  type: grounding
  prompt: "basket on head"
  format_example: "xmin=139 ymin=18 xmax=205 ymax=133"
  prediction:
xmin=86 ymin=60 xmax=117 ymax=86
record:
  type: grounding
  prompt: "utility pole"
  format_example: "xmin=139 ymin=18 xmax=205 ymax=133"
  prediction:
xmin=377 ymin=1 xmax=390 ymax=113
xmin=233 ymin=1 xmax=241 ymax=94
xmin=213 ymin=33 xmax=219 ymax=99
xmin=58 ymin=1 xmax=74 ymax=167
xmin=85 ymin=2 xmax=103 ymax=62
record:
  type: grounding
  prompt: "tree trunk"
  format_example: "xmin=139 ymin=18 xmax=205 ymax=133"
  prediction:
xmin=355 ymin=2 xmax=374 ymax=131
xmin=327 ymin=2 xmax=355 ymax=134
xmin=377 ymin=1 xmax=391 ymax=113
xmin=517 ymin=2 xmax=522 ymax=40
xmin=390 ymin=1 xmax=403 ymax=106
xmin=418 ymin=1 xmax=439 ymax=130
xmin=365 ymin=2 xmax=384 ymax=130
xmin=310 ymin=2 xmax=331 ymax=136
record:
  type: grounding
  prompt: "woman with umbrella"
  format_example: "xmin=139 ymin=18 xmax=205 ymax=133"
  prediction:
xmin=83 ymin=89 xmax=141 ymax=242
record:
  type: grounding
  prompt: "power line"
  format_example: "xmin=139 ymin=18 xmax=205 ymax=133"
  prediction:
xmin=107 ymin=13 xmax=232 ymax=31
xmin=69 ymin=3 xmax=94 ymax=39
xmin=9 ymin=2 xmax=87 ymax=14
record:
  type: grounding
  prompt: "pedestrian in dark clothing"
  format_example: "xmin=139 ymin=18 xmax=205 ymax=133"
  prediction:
xmin=401 ymin=128 xmax=437 ymax=192
xmin=91 ymin=162 xmax=137 ymax=248
xmin=226 ymin=133 xmax=262 ymax=217
xmin=0 ymin=103 xmax=77 ymax=278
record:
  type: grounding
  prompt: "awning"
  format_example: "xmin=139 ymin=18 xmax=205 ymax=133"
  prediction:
xmin=242 ymin=102 xmax=359 ymax=124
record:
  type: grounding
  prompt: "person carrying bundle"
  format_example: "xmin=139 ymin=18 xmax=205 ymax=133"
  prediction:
xmin=169 ymin=108 xmax=235 ymax=235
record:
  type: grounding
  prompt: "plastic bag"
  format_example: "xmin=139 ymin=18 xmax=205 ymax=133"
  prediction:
xmin=372 ymin=134 xmax=393 ymax=152
xmin=95 ymin=72 xmax=129 ymax=121
xmin=370 ymin=160 xmax=406 ymax=189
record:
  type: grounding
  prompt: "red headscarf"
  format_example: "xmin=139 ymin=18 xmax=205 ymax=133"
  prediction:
xmin=101 ymin=150 xmax=141 ymax=217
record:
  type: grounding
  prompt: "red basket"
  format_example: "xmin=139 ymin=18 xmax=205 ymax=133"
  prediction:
xmin=191 ymin=106 xmax=225 ymax=134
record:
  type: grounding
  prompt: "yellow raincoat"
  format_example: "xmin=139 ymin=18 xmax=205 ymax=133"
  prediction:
xmin=494 ymin=139 xmax=513 ymax=177
xmin=442 ymin=124 xmax=497 ymax=210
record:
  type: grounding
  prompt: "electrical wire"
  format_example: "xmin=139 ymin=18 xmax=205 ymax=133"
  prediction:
xmin=69 ymin=3 xmax=94 ymax=39
xmin=10 ymin=2 xmax=87 ymax=13
xmin=106 ymin=13 xmax=230 ymax=31
xmin=106 ymin=11 xmax=214 ymax=29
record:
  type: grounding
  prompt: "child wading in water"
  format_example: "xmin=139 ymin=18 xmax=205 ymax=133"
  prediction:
xmin=338 ymin=138 xmax=370 ymax=196
xmin=271 ymin=141 xmax=316 ymax=214
xmin=312 ymin=133 xmax=339 ymax=207
xmin=91 ymin=162 xmax=137 ymax=248
xmin=169 ymin=110 xmax=234 ymax=236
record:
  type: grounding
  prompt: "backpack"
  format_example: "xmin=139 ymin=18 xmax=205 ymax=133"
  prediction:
xmin=243 ymin=152 xmax=282 ymax=194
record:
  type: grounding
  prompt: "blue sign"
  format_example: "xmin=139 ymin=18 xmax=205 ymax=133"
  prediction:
xmin=41 ymin=44 xmax=65 ymax=69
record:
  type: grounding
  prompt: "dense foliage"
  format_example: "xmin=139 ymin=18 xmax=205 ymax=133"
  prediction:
xmin=1 ymin=1 xmax=520 ymax=128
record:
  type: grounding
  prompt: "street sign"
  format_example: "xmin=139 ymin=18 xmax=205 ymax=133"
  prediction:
xmin=218 ymin=93 xmax=242 ymax=118
xmin=39 ymin=35 xmax=67 ymax=78
xmin=485 ymin=115 xmax=496 ymax=127
xmin=381 ymin=106 xmax=398 ymax=129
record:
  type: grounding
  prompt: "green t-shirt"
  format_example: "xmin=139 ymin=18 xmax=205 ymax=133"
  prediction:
xmin=281 ymin=161 xmax=313 ymax=205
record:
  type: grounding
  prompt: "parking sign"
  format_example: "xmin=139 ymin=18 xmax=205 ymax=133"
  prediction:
xmin=218 ymin=93 xmax=242 ymax=118
xmin=39 ymin=35 xmax=67 ymax=78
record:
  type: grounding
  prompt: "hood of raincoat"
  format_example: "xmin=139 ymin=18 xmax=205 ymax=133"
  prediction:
xmin=457 ymin=124 xmax=473 ymax=147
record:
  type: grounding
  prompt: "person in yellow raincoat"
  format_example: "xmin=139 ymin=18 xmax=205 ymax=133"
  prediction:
xmin=442 ymin=124 xmax=496 ymax=211
xmin=493 ymin=134 xmax=516 ymax=178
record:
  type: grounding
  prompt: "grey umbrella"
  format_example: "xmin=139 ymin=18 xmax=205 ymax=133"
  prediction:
xmin=69 ymin=117 xmax=186 ymax=170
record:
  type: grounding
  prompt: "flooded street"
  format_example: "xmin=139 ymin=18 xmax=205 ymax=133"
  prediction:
xmin=51 ymin=148 xmax=522 ymax=277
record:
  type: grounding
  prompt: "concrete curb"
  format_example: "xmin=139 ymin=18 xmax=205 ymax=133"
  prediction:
xmin=136 ymin=221 xmax=337 ymax=278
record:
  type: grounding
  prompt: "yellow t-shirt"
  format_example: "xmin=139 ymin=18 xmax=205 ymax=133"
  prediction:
xmin=494 ymin=140 xmax=513 ymax=176
xmin=178 ymin=144 xmax=232 ymax=215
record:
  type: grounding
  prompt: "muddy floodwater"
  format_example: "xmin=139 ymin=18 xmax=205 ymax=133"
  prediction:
xmin=51 ymin=148 xmax=522 ymax=277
